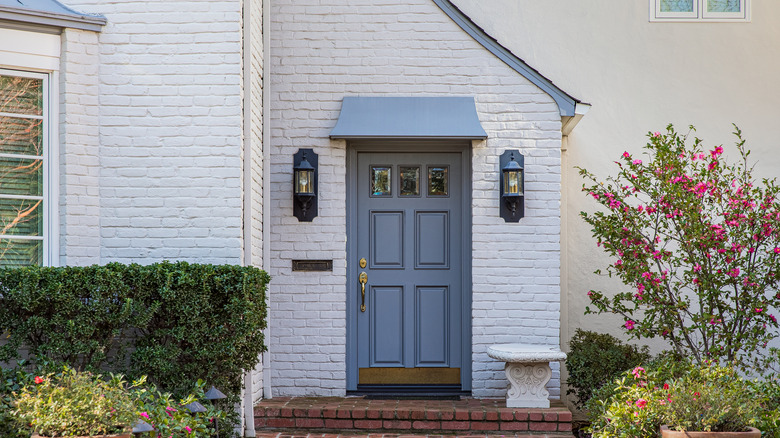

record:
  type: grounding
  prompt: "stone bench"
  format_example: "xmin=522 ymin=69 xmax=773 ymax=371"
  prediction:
xmin=486 ymin=343 xmax=567 ymax=408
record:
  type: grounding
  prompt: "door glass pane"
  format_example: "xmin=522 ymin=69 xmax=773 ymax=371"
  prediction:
xmin=428 ymin=166 xmax=448 ymax=197
xmin=0 ymin=238 xmax=42 ymax=267
xmin=0 ymin=75 xmax=43 ymax=116
xmin=660 ymin=0 xmax=695 ymax=12
xmin=0 ymin=198 xmax=43 ymax=236
xmin=400 ymin=166 xmax=420 ymax=196
xmin=0 ymin=157 xmax=43 ymax=197
xmin=371 ymin=166 xmax=392 ymax=196
xmin=0 ymin=116 xmax=43 ymax=157
xmin=707 ymin=0 xmax=740 ymax=12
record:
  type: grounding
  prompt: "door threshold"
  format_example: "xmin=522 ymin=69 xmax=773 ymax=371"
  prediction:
xmin=351 ymin=384 xmax=468 ymax=399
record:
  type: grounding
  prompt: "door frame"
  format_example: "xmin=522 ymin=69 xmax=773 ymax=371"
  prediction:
xmin=345 ymin=140 xmax=473 ymax=393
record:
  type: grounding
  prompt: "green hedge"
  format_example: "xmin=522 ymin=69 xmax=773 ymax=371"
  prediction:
xmin=566 ymin=328 xmax=651 ymax=408
xmin=0 ymin=261 xmax=269 ymax=403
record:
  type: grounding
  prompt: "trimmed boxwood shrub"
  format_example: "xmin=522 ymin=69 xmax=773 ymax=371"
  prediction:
xmin=0 ymin=261 xmax=269 ymax=428
xmin=566 ymin=328 xmax=651 ymax=408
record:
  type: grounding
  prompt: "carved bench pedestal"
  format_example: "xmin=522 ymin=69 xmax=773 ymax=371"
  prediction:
xmin=486 ymin=344 xmax=567 ymax=408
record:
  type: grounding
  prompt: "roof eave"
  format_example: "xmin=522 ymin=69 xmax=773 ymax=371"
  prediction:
xmin=432 ymin=0 xmax=586 ymax=119
xmin=0 ymin=4 xmax=106 ymax=32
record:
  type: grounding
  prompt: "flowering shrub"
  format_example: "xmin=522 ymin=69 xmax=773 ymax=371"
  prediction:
xmin=130 ymin=377 xmax=223 ymax=438
xmin=587 ymin=359 xmax=774 ymax=438
xmin=0 ymin=365 xmax=34 ymax=438
xmin=579 ymin=125 xmax=780 ymax=369
xmin=12 ymin=368 xmax=137 ymax=437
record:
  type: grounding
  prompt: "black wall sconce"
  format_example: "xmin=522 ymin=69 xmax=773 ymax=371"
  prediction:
xmin=500 ymin=150 xmax=524 ymax=222
xmin=293 ymin=148 xmax=318 ymax=222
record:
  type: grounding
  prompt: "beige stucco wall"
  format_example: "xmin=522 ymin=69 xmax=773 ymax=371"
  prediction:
xmin=451 ymin=0 xmax=780 ymax=382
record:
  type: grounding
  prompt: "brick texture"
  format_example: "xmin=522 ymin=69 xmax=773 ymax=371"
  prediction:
xmin=62 ymin=0 xmax=246 ymax=264
xmin=269 ymin=0 xmax=562 ymax=398
xmin=60 ymin=28 xmax=101 ymax=266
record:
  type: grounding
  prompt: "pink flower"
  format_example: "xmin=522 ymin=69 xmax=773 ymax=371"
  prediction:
xmin=711 ymin=146 xmax=724 ymax=158
xmin=185 ymin=426 xmax=192 ymax=433
xmin=727 ymin=268 xmax=740 ymax=278
xmin=633 ymin=159 xmax=642 ymax=165
xmin=693 ymin=264 xmax=702 ymax=273
xmin=653 ymin=132 xmax=661 ymax=138
xmin=140 ymin=412 xmax=150 ymax=419
xmin=625 ymin=320 xmax=636 ymax=330
xmin=635 ymin=398 xmax=648 ymax=408
xmin=623 ymin=151 xmax=630 ymax=158
xmin=663 ymin=383 xmax=670 ymax=390
xmin=774 ymin=248 xmax=780 ymax=254
xmin=708 ymin=160 xmax=718 ymax=171
xmin=756 ymin=308 xmax=763 ymax=313
xmin=631 ymin=366 xmax=645 ymax=378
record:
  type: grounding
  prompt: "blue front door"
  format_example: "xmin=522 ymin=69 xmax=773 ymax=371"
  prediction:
xmin=353 ymin=150 xmax=464 ymax=388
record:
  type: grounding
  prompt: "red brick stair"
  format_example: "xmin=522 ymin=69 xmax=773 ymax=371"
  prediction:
xmin=254 ymin=397 xmax=573 ymax=436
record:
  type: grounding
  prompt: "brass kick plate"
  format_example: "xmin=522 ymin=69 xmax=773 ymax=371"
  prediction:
xmin=358 ymin=368 xmax=460 ymax=385
xmin=359 ymin=258 xmax=367 ymax=268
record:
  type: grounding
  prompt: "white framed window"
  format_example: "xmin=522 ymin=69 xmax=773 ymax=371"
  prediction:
xmin=650 ymin=0 xmax=750 ymax=21
xmin=0 ymin=69 xmax=55 ymax=267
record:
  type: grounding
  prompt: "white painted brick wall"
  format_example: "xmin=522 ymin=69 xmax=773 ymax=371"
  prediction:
xmin=246 ymin=0 xmax=266 ymax=403
xmin=270 ymin=0 xmax=562 ymax=398
xmin=60 ymin=28 xmax=101 ymax=266
xmin=62 ymin=0 xmax=245 ymax=265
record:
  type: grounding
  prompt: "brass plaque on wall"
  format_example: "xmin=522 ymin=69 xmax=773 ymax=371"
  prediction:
xmin=292 ymin=260 xmax=333 ymax=272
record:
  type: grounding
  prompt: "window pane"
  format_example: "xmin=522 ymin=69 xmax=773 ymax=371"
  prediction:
xmin=0 ymin=238 xmax=42 ymax=267
xmin=428 ymin=166 xmax=448 ymax=196
xmin=0 ymin=75 xmax=43 ymax=116
xmin=660 ymin=0 xmax=695 ymax=12
xmin=400 ymin=166 xmax=420 ymax=196
xmin=0 ymin=198 xmax=42 ymax=236
xmin=0 ymin=157 xmax=43 ymax=197
xmin=707 ymin=0 xmax=740 ymax=12
xmin=371 ymin=166 xmax=391 ymax=196
xmin=0 ymin=116 xmax=43 ymax=156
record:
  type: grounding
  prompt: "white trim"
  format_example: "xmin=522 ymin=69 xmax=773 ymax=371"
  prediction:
xmin=0 ymin=153 xmax=44 ymax=160
xmin=0 ymin=235 xmax=45 ymax=241
xmin=0 ymin=112 xmax=44 ymax=120
xmin=0 ymin=28 xmax=60 ymax=71
xmin=0 ymin=195 xmax=45 ymax=201
xmin=0 ymin=68 xmax=58 ymax=267
xmin=650 ymin=0 xmax=751 ymax=22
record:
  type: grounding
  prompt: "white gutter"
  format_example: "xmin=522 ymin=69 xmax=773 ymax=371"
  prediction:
xmin=561 ymin=102 xmax=591 ymax=137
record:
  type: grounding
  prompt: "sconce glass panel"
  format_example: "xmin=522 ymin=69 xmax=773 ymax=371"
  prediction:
xmin=295 ymin=169 xmax=314 ymax=195
xmin=428 ymin=166 xmax=448 ymax=196
xmin=371 ymin=166 xmax=392 ymax=196
xmin=503 ymin=170 xmax=523 ymax=195
xmin=399 ymin=166 xmax=420 ymax=196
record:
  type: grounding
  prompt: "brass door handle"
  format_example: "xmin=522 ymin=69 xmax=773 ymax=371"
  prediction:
xmin=359 ymin=272 xmax=367 ymax=312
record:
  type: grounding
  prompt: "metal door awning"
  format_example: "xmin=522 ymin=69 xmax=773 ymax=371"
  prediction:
xmin=330 ymin=96 xmax=487 ymax=140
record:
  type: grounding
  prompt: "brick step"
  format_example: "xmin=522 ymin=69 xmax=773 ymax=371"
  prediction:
xmin=254 ymin=433 xmax=574 ymax=438
xmin=254 ymin=397 xmax=572 ymax=435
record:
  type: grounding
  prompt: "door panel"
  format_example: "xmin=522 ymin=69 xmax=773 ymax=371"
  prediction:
xmin=370 ymin=211 xmax=404 ymax=268
xmin=370 ymin=286 xmax=405 ymax=366
xmin=356 ymin=151 xmax=462 ymax=387
xmin=415 ymin=211 xmax=449 ymax=268
xmin=416 ymin=286 xmax=449 ymax=366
